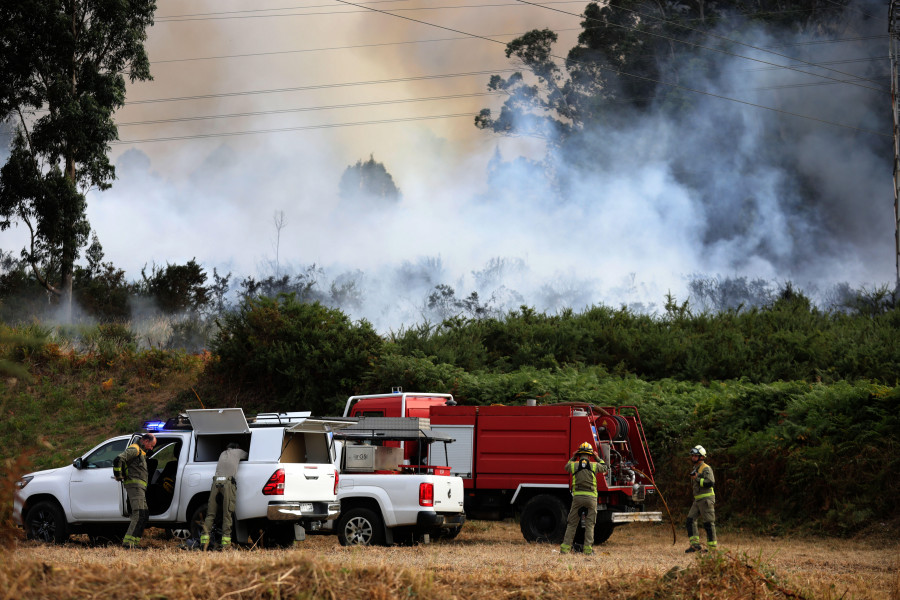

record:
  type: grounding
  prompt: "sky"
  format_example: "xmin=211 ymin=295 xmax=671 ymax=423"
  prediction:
xmin=1 ymin=0 xmax=896 ymax=330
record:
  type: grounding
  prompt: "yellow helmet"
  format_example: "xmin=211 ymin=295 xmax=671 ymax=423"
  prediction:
xmin=577 ymin=442 xmax=594 ymax=454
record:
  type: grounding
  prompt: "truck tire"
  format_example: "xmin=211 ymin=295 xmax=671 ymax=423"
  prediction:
xmin=262 ymin=524 xmax=296 ymax=548
xmin=574 ymin=519 xmax=615 ymax=546
xmin=87 ymin=525 xmax=126 ymax=546
xmin=25 ymin=500 xmax=68 ymax=544
xmin=437 ymin=525 xmax=463 ymax=540
xmin=519 ymin=494 xmax=568 ymax=543
xmin=336 ymin=508 xmax=385 ymax=546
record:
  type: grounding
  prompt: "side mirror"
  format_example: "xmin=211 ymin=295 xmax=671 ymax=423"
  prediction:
xmin=73 ymin=457 xmax=84 ymax=469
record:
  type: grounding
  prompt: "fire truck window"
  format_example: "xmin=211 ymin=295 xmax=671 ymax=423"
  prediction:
xmin=361 ymin=411 xmax=384 ymax=417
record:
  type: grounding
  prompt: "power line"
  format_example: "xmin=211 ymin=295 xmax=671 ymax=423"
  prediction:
xmin=512 ymin=0 xmax=887 ymax=91
xmin=115 ymin=78 xmax=878 ymax=132
xmin=154 ymin=0 xmax=588 ymax=22
xmin=323 ymin=0 xmax=889 ymax=137
xmin=116 ymin=92 xmax=502 ymax=126
xmin=149 ymin=29 xmax=568 ymax=64
xmin=155 ymin=0 xmax=409 ymax=20
xmin=113 ymin=113 xmax=478 ymax=144
xmin=153 ymin=0 xmax=850 ymax=23
xmin=124 ymin=69 xmax=518 ymax=105
xmin=765 ymin=34 xmax=887 ymax=48
xmin=150 ymin=28 xmax=888 ymax=66
xmin=745 ymin=55 xmax=889 ymax=72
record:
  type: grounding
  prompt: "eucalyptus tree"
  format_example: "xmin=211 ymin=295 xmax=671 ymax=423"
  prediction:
xmin=0 ymin=0 xmax=156 ymax=321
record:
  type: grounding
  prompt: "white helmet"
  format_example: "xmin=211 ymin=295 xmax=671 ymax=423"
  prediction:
xmin=689 ymin=445 xmax=707 ymax=458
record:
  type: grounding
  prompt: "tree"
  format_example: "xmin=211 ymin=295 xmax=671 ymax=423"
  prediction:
xmin=209 ymin=295 xmax=384 ymax=415
xmin=72 ymin=233 xmax=133 ymax=321
xmin=338 ymin=155 xmax=401 ymax=205
xmin=475 ymin=0 xmax=856 ymax=141
xmin=140 ymin=259 xmax=210 ymax=315
xmin=0 ymin=0 xmax=156 ymax=321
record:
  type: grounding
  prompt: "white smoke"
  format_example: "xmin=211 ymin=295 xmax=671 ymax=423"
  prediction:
xmin=2 ymin=0 xmax=894 ymax=331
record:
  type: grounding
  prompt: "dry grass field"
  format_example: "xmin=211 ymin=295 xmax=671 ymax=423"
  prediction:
xmin=2 ymin=521 xmax=898 ymax=599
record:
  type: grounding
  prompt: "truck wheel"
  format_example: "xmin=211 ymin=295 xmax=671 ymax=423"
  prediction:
xmin=337 ymin=508 xmax=385 ymax=546
xmin=438 ymin=525 xmax=463 ymax=540
xmin=519 ymin=494 xmax=567 ymax=543
xmin=262 ymin=524 xmax=296 ymax=548
xmin=25 ymin=501 xmax=68 ymax=544
xmin=87 ymin=525 xmax=126 ymax=546
xmin=574 ymin=519 xmax=615 ymax=546
xmin=594 ymin=522 xmax=614 ymax=544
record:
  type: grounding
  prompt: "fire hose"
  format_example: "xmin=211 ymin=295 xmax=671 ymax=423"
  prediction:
xmin=632 ymin=466 xmax=677 ymax=545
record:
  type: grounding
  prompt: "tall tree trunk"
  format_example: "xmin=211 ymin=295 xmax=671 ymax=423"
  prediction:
xmin=60 ymin=5 xmax=77 ymax=323
xmin=61 ymin=156 xmax=76 ymax=323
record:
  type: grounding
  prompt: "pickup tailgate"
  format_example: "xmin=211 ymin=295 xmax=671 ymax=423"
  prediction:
xmin=431 ymin=475 xmax=464 ymax=512
xmin=282 ymin=464 xmax=336 ymax=501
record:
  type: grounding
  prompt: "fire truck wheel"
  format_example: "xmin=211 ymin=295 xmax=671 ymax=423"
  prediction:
xmin=337 ymin=508 xmax=385 ymax=546
xmin=574 ymin=520 xmax=615 ymax=546
xmin=519 ymin=494 xmax=568 ymax=543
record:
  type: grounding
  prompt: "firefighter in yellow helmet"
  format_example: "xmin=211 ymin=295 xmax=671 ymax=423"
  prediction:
xmin=560 ymin=442 xmax=608 ymax=555
xmin=685 ymin=444 xmax=717 ymax=553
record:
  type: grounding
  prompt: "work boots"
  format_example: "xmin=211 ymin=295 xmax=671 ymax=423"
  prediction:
xmin=685 ymin=544 xmax=703 ymax=553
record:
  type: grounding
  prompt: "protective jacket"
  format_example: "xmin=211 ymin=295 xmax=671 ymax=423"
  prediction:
xmin=691 ymin=462 xmax=715 ymax=499
xmin=565 ymin=456 xmax=608 ymax=497
xmin=114 ymin=443 xmax=150 ymax=487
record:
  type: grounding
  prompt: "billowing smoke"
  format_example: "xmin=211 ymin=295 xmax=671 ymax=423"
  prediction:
xmin=2 ymin=0 xmax=893 ymax=331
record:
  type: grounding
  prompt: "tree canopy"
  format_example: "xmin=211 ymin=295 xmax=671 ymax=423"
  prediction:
xmin=339 ymin=155 xmax=401 ymax=205
xmin=476 ymin=0 xmax=857 ymax=142
xmin=0 ymin=0 xmax=156 ymax=320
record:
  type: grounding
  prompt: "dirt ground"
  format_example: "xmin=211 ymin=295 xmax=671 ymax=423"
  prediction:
xmin=7 ymin=521 xmax=899 ymax=599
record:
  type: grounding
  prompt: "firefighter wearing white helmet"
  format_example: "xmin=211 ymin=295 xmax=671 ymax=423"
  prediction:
xmin=559 ymin=442 xmax=608 ymax=556
xmin=685 ymin=444 xmax=717 ymax=553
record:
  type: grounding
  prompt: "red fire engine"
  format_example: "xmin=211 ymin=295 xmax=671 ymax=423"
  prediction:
xmin=343 ymin=390 xmax=661 ymax=544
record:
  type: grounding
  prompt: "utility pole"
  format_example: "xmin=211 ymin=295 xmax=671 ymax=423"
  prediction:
xmin=890 ymin=1 xmax=900 ymax=287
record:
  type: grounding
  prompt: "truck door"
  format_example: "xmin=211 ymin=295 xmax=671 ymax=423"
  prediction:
xmin=283 ymin=419 xmax=352 ymax=501
xmin=186 ymin=408 xmax=251 ymax=438
xmin=69 ymin=436 xmax=130 ymax=520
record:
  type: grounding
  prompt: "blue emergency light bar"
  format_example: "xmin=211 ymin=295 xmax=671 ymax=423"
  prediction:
xmin=143 ymin=420 xmax=167 ymax=431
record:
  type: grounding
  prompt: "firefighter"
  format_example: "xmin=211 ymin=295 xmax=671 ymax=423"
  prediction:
xmin=685 ymin=444 xmax=717 ymax=553
xmin=201 ymin=442 xmax=248 ymax=551
xmin=560 ymin=441 xmax=608 ymax=555
xmin=113 ymin=433 xmax=157 ymax=549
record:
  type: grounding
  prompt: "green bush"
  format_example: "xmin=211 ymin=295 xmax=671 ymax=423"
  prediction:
xmin=208 ymin=295 xmax=383 ymax=415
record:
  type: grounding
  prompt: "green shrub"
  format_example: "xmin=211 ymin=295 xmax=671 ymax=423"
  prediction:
xmin=208 ymin=294 xmax=383 ymax=415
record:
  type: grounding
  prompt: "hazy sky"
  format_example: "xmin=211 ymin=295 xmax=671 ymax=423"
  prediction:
xmin=2 ymin=0 xmax=895 ymax=328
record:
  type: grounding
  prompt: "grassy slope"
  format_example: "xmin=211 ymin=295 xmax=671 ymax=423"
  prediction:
xmin=0 ymin=349 xmax=206 ymax=469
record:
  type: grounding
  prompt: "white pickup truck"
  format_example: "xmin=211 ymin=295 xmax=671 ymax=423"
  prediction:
xmin=14 ymin=408 xmax=348 ymax=546
xmin=323 ymin=417 xmax=466 ymax=546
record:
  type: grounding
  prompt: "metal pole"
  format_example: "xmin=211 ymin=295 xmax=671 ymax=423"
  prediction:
xmin=890 ymin=1 xmax=900 ymax=287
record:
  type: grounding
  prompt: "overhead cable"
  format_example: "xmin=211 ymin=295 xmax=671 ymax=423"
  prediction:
xmin=113 ymin=113 xmax=478 ymax=144
xmin=124 ymin=69 xmax=517 ymax=105
xmin=116 ymin=92 xmax=502 ymax=127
